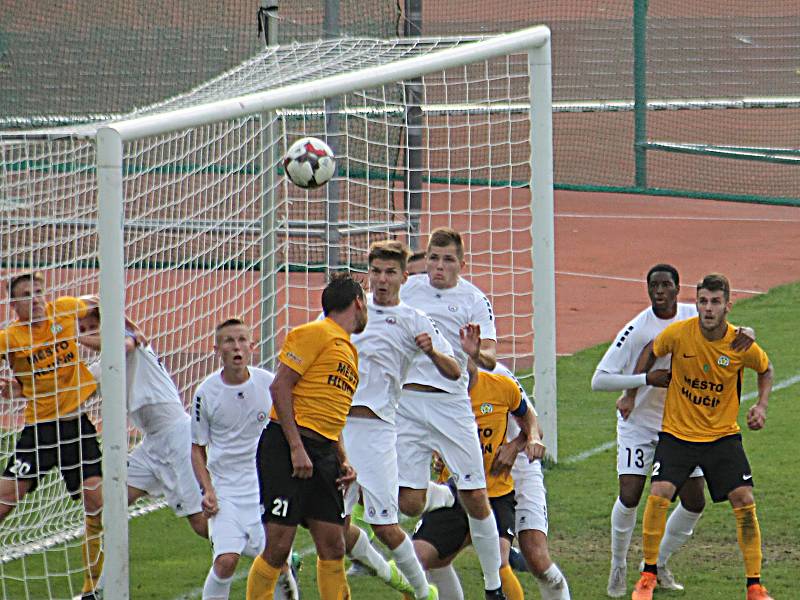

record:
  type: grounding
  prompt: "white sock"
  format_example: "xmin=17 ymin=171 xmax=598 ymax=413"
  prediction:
xmin=610 ymin=497 xmax=637 ymax=567
xmin=659 ymin=502 xmax=702 ymax=566
xmin=349 ymin=527 xmax=391 ymax=580
xmin=423 ymin=481 xmax=455 ymax=512
xmin=466 ymin=514 xmax=502 ymax=591
xmin=427 ymin=564 xmax=464 ymax=600
xmin=536 ymin=563 xmax=571 ymax=600
xmin=202 ymin=566 xmax=233 ymax=600
xmin=391 ymin=535 xmax=429 ymax=598
xmin=274 ymin=568 xmax=300 ymax=600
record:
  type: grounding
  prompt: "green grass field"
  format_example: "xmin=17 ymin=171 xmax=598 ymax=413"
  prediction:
xmin=3 ymin=282 xmax=799 ymax=599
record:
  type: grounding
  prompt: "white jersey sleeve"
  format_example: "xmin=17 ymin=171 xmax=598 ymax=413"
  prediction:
xmin=593 ymin=303 xmax=697 ymax=431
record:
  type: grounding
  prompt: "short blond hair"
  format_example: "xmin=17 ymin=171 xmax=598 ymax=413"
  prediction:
xmin=368 ymin=239 xmax=411 ymax=270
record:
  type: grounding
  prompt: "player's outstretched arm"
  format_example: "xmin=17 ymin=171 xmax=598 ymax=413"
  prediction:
xmin=747 ymin=361 xmax=773 ymax=431
xmin=269 ymin=363 xmax=313 ymax=479
xmin=459 ymin=323 xmax=496 ymax=370
xmin=730 ymin=325 xmax=756 ymax=352
xmin=414 ymin=332 xmax=461 ymax=380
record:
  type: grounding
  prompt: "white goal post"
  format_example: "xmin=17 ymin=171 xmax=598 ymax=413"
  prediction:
xmin=0 ymin=25 xmax=553 ymax=598
xmin=96 ymin=25 xmax=554 ymax=597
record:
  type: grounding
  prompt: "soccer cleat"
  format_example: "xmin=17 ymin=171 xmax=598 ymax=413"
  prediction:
xmin=746 ymin=584 xmax=774 ymax=600
xmin=386 ymin=559 xmax=415 ymax=594
xmin=346 ymin=559 xmax=373 ymax=577
xmin=638 ymin=560 xmax=684 ymax=591
xmin=631 ymin=572 xmax=657 ymax=600
xmin=607 ymin=564 xmax=627 ymax=597
xmin=509 ymin=546 xmax=529 ymax=572
xmin=485 ymin=586 xmax=507 ymax=600
xmin=403 ymin=582 xmax=439 ymax=600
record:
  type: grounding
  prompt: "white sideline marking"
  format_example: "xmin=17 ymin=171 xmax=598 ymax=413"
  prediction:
xmin=556 ymin=213 xmax=800 ymax=224
xmin=555 ymin=270 xmax=764 ymax=296
xmin=562 ymin=374 xmax=800 ymax=467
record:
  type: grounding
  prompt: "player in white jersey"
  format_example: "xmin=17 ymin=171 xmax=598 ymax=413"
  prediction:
xmin=591 ymin=264 xmax=753 ymax=597
xmin=78 ymin=307 xmax=206 ymax=537
xmin=397 ymin=227 xmax=507 ymax=600
xmin=341 ymin=240 xmax=460 ymax=600
xmin=191 ymin=318 xmax=297 ymax=600
xmin=495 ymin=363 xmax=570 ymax=600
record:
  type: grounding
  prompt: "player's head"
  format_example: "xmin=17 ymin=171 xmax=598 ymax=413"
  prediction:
xmin=214 ymin=318 xmax=255 ymax=369
xmin=696 ymin=273 xmax=731 ymax=332
xmin=368 ymin=240 xmax=410 ymax=307
xmin=406 ymin=250 xmax=427 ymax=276
xmin=646 ymin=263 xmax=680 ymax=315
xmin=7 ymin=271 xmax=46 ymax=322
xmin=322 ymin=272 xmax=367 ymax=334
xmin=78 ymin=307 xmax=101 ymax=335
xmin=426 ymin=227 xmax=466 ymax=290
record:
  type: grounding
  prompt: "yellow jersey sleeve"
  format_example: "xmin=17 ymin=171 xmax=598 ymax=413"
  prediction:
xmin=653 ymin=321 xmax=680 ymax=358
xmin=742 ymin=342 xmax=770 ymax=374
xmin=272 ymin=318 xmax=359 ymax=440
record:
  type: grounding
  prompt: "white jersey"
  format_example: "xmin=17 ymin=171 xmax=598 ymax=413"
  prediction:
xmin=400 ymin=274 xmax=496 ymax=394
xmin=351 ymin=296 xmax=454 ymax=424
xmin=88 ymin=335 xmax=185 ymax=436
xmin=191 ymin=367 xmax=274 ymax=502
xmin=594 ymin=302 xmax=697 ymax=430
xmin=125 ymin=342 xmax=184 ymax=432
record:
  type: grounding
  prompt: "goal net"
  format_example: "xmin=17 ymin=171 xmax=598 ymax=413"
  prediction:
xmin=0 ymin=27 xmax=554 ymax=598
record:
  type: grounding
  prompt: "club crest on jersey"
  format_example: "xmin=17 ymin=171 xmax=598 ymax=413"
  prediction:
xmin=256 ymin=411 xmax=267 ymax=422
xmin=50 ymin=323 xmax=63 ymax=334
xmin=368 ymin=507 xmax=376 ymax=517
xmin=480 ymin=402 xmax=493 ymax=414
xmin=385 ymin=316 xmax=396 ymax=325
xmin=717 ymin=355 xmax=730 ymax=367
xmin=448 ymin=305 xmax=458 ymax=312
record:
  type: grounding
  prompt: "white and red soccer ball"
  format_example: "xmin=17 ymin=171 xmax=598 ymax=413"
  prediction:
xmin=283 ymin=137 xmax=336 ymax=189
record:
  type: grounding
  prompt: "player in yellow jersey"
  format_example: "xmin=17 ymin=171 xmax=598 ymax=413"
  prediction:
xmin=246 ymin=272 xmax=367 ymax=600
xmin=412 ymin=359 xmax=542 ymax=600
xmin=0 ymin=272 xmax=103 ymax=599
xmin=631 ymin=274 xmax=774 ymax=600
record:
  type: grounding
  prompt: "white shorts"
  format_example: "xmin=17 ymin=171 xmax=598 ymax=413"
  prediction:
xmin=209 ymin=498 xmax=265 ymax=560
xmin=127 ymin=417 xmax=203 ymax=517
xmin=396 ymin=389 xmax=486 ymax=491
xmin=511 ymin=455 xmax=548 ymax=535
xmin=617 ymin=421 xmax=702 ymax=478
xmin=342 ymin=416 xmax=399 ymax=525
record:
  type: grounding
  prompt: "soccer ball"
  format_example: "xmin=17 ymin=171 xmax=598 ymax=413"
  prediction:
xmin=283 ymin=137 xmax=336 ymax=189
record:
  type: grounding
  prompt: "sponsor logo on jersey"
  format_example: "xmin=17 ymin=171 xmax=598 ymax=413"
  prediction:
xmin=286 ymin=351 xmax=303 ymax=364
xmin=237 ymin=391 xmax=245 ymax=399
xmin=480 ymin=402 xmax=493 ymax=414
xmin=717 ymin=355 xmax=730 ymax=367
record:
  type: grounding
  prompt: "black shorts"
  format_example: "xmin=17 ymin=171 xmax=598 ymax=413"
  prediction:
xmin=257 ymin=421 xmax=345 ymax=526
xmin=412 ymin=491 xmax=516 ymax=560
xmin=2 ymin=415 xmax=103 ymax=500
xmin=652 ymin=432 xmax=753 ymax=503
